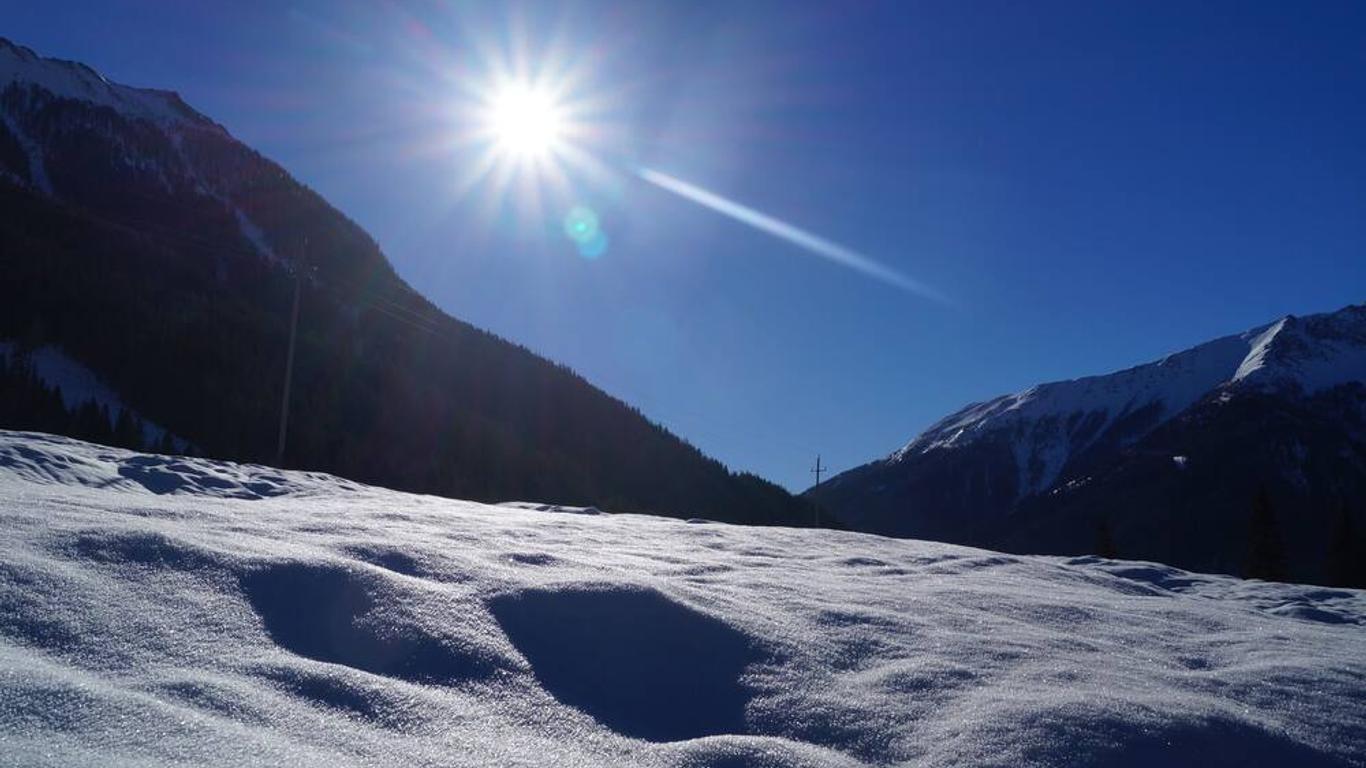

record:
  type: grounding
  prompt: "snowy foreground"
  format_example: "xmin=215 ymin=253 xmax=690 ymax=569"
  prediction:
xmin=1 ymin=432 xmax=1363 ymax=768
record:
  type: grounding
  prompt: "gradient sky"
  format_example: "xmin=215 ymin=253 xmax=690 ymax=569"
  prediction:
xmin=5 ymin=1 xmax=1365 ymax=490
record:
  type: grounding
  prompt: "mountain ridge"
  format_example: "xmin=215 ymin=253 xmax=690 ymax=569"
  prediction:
xmin=887 ymin=305 xmax=1366 ymax=497
xmin=0 ymin=36 xmax=214 ymax=128
xmin=809 ymin=303 xmax=1366 ymax=586
xmin=0 ymin=37 xmax=822 ymax=527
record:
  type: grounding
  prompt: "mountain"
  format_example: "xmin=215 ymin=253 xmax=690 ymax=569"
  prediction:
xmin=3 ymin=429 xmax=1364 ymax=766
xmin=807 ymin=305 xmax=1366 ymax=587
xmin=0 ymin=37 xmax=822 ymax=526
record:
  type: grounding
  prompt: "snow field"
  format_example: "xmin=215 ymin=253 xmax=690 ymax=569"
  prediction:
xmin=1 ymin=431 xmax=1363 ymax=767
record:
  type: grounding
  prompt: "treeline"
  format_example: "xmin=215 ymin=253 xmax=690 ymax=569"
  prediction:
xmin=1243 ymin=488 xmax=1364 ymax=589
xmin=0 ymin=351 xmax=175 ymax=454
xmin=1092 ymin=486 xmax=1366 ymax=589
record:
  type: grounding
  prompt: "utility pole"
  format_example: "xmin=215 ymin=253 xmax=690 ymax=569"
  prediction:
xmin=809 ymin=454 xmax=827 ymax=528
xmin=275 ymin=239 xmax=306 ymax=466
xmin=811 ymin=453 xmax=825 ymax=486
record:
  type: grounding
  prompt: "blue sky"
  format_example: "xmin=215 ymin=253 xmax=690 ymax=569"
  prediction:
xmin=5 ymin=1 xmax=1364 ymax=490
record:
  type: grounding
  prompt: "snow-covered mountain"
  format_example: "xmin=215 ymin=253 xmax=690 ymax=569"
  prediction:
xmin=0 ymin=37 xmax=818 ymax=526
xmin=2 ymin=430 xmax=1363 ymax=767
xmin=0 ymin=38 xmax=205 ymax=124
xmin=808 ymin=304 xmax=1366 ymax=586
xmin=895 ymin=305 xmax=1366 ymax=497
xmin=0 ymin=35 xmax=291 ymax=258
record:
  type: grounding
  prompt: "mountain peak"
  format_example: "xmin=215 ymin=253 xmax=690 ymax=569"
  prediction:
xmin=893 ymin=304 xmax=1365 ymax=474
xmin=809 ymin=303 xmax=1366 ymax=585
xmin=0 ymin=36 xmax=212 ymax=127
xmin=1230 ymin=305 xmax=1366 ymax=394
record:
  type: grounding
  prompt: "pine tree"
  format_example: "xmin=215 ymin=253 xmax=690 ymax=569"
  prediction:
xmin=1326 ymin=500 xmax=1364 ymax=589
xmin=113 ymin=407 xmax=142 ymax=450
xmin=48 ymin=385 xmax=69 ymax=433
xmin=73 ymin=400 xmax=103 ymax=442
xmin=1095 ymin=517 xmax=1119 ymax=559
xmin=1245 ymin=487 xmax=1286 ymax=582
xmin=97 ymin=403 xmax=114 ymax=445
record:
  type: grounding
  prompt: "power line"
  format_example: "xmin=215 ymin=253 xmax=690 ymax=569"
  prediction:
xmin=26 ymin=185 xmax=831 ymax=474
xmin=55 ymin=193 xmax=450 ymax=336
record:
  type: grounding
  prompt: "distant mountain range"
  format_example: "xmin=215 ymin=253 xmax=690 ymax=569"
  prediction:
xmin=0 ymin=37 xmax=823 ymax=526
xmin=808 ymin=305 xmax=1366 ymax=587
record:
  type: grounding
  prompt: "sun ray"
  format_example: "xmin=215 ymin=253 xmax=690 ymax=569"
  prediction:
xmin=637 ymin=168 xmax=951 ymax=303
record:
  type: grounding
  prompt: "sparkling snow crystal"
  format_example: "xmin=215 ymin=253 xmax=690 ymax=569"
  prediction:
xmin=1 ymin=431 xmax=1363 ymax=767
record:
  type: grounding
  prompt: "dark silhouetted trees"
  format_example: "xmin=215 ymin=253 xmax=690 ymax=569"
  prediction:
xmin=1326 ymin=501 xmax=1364 ymax=588
xmin=1245 ymin=487 xmax=1286 ymax=582
xmin=0 ymin=124 xmax=817 ymax=527
xmin=1095 ymin=517 xmax=1119 ymax=559
xmin=0 ymin=350 xmax=153 ymax=453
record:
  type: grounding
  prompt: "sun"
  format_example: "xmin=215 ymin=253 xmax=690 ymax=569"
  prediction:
xmin=452 ymin=62 xmax=617 ymax=227
xmin=483 ymin=83 xmax=565 ymax=158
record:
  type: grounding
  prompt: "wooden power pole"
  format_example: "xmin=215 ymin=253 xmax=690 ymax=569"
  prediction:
xmin=811 ymin=454 xmax=826 ymax=486
xmin=275 ymin=240 xmax=306 ymax=466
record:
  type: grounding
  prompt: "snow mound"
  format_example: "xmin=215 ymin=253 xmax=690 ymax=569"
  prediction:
xmin=499 ymin=501 xmax=604 ymax=515
xmin=240 ymin=561 xmax=505 ymax=686
xmin=0 ymin=431 xmax=359 ymax=498
xmin=1 ymin=430 xmax=1363 ymax=767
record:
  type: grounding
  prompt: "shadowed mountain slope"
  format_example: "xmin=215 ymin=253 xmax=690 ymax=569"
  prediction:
xmin=0 ymin=37 xmax=819 ymax=526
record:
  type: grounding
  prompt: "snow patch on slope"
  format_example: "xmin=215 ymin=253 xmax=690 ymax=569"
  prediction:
xmin=160 ymin=130 xmax=275 ymax=264
xmin=901 ymin=332 xmax=1254 ymax=459
xmin=233 ymin=207 xmax=278 ymax=262
xmin=0 ymin=37 xmax=206 ymax=127
xmin=0 ymin=342 xmax=184 ymax=450
xmin=0 ymin=431 xmax=1363 ymax=767
xmin=1232 ymin=308 xmax=1366 ymax=394
xmin=0 ymin=106 xmax=52 ymax=194
xmin=1233 ymin=318 xmax=1289 ymax=385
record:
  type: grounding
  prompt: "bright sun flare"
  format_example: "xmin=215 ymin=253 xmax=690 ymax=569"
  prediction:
xmin=485 ymin=84 xmax=564 ymax=157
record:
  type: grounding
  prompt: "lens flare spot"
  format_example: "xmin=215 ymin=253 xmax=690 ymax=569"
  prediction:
xmin=578 ymin=231 xmax=609 ymax=260
xmin=564 ymin=206 xmax=599 ymax=242
xmin=564 ymin=206 xmax=607 ymax=259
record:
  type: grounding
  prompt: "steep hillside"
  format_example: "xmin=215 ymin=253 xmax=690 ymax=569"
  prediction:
xmin=808 ymin=305 xmax=1366 ymax=586
xmin=0 ymin=37 xmax=819 ymax=526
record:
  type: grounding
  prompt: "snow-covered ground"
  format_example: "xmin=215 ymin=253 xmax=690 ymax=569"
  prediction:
xmin=1 ymin=431 xmax=1363 ymax=767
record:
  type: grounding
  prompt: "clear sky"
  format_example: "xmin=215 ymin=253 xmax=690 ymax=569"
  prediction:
xmin=5 ymin=1 xmax=1364 ymax=490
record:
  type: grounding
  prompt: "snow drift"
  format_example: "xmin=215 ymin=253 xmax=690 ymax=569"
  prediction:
xmin=1 ymin=431 xmax=1363 ymax=767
